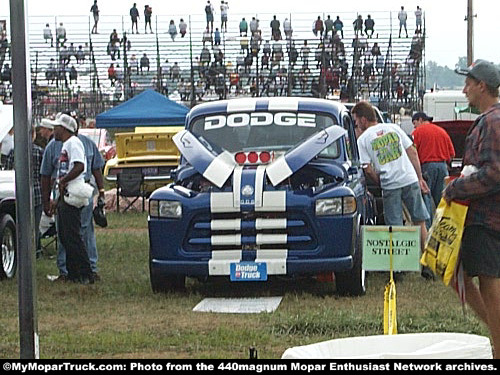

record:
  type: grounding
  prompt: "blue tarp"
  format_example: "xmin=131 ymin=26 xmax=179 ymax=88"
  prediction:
xmin=96 ymin=90 xmax=189 ymax=128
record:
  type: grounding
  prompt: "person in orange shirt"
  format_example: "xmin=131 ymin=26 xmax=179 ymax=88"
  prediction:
xmin=412 ymin=112 xmax=455 ymax=225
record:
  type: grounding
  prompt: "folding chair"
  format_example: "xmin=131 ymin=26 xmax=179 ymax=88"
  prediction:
xmin=116 ymin=170 xmax=146 ymax=212
xmin=39 ymin=212 xmax=57 ymax=255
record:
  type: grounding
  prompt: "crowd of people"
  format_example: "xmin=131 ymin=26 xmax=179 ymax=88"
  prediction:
xmin=18 ymin=2 xmax=426 ymax=105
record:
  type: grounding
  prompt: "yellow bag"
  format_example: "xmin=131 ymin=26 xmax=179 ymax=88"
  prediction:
xmin=421 ymin=199 xmax=468 ymax=286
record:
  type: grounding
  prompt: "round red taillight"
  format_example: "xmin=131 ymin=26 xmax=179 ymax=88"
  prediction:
xmin=259 ymin=151 xmax=271 ymax=163
xmin=247 ymin=152 xmax=259 ymax=163
xmin=235 ymin=152 xmax=247 ymax=164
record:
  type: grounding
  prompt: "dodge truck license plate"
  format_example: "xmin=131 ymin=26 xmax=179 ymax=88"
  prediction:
xmin=230 ymin=262 xmax=267 ymax=281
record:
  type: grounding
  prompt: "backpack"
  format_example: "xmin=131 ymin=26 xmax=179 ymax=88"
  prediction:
xmin=205 ymin=5 xmax=212 ymax=15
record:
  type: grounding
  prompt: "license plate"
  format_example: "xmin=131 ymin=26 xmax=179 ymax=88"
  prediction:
xmin=230 ymin=262 xmax=267 ymax=282
xmin=142 ymin=167 xmax=158 ymax=176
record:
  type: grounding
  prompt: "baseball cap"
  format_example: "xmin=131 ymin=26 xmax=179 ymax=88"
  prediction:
xmin=455 ymin=59 xmax=500 ymax=88
xmin=37 ymin=118 xmax=54 ymax=130
xmin=49 ymin=113 xmax=77 ymax=133
xmin=411 ymin=112 xmax=433 ymax=122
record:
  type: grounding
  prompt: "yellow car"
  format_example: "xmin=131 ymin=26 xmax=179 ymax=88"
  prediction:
xmin=104 ymin=126 xmax=183 ymax=193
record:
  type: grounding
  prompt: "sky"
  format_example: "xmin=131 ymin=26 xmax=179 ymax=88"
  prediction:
xmin=0 ymin=0 xmax=498 ymax=68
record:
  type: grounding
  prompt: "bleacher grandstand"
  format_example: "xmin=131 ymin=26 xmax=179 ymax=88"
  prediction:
xmin=0 ymin=10 xmax=425 ymax=120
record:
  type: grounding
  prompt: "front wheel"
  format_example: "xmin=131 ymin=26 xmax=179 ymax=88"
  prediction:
xmin=0 ymin=214 xmax=16 ymax=280
xmin=149 ymin=258 xmax=185 ymax=293
xmin=335 ymin=236 xmax=365 ymax=296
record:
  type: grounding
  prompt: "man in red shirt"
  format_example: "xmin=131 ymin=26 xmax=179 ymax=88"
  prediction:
xmin=412 ymin=112 xmax=455 ymax=225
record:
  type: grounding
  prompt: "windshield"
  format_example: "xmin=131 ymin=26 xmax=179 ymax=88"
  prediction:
xmin=190 ymin=111 xmax=341 ymax=157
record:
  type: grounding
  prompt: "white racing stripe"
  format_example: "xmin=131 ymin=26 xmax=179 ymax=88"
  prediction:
xmin=209 ymin=250 xmax=242 ymax=276
xmin=232 ymin=165 xmax=243 ymax=210
xmin=255 ymin=218 xmax=287 ymax=230
xmin=266 ymin=156 xmax=293 ymax=187
xmin=204 ymin=151 xmax=236 ymax=188
xmin=254 ymin=165 xmax=266 ymax=209
xmin=211 ymin=234 xmax=242 ymax=246
xmin=267 ymin=98 xmax=299 ymax=111
xmin=256 ymin=191 xmax=286 ymax=212
xmin=255 ymin=249 xmax=288 ymax=275
xmin=211 ymin=219 xmax=241 ymax=231
xmin=226 ymin=99 xmax=257 ymax=113
xmin=211 ymin=192 xmax=239 ymax=213
xmin=256 ymin=234 xmax=287 ymax=245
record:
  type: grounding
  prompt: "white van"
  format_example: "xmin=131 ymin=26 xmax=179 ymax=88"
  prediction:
xmin=423 ymin=90 xmax=478 ymax=121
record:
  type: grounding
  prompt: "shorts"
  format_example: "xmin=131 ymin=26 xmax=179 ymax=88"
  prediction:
xmin=207 ymin=14 xmax=214 ymax=22
xmin=461 ymin=225 xmax=500 ymax=277
xmin=221 ymin=15 xmax=227 ymax=22
xmin=382 ymin=182 xmax=429 ymax=225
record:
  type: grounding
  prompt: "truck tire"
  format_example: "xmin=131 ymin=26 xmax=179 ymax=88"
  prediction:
xmin=0 ymin=214 xmax=16 ymax=279
xmin=335 ymin=236 xmax=365 ymax=296
xmin=149 ymin=258 xmax=185 ymax=293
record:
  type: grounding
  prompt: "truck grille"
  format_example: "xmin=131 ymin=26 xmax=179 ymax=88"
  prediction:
xmin=183 ymin=211 xmax=317 ymax=252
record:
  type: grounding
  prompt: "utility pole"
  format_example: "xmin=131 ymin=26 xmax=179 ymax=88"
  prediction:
xmin=466 ymin=0 xmax=475 ymax=66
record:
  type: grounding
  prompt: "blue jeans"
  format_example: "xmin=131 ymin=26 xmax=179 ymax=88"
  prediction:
xmin=57 ymin=197 xmax=98 ymax=275
xmin=383 ymin=182 xmax=429 ymax=226
xmin=422 ymin=162 xmax=449 ymax=228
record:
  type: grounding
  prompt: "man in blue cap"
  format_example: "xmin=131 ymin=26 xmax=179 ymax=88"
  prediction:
xmin=445 ymin=59 xmax=500 ymax=359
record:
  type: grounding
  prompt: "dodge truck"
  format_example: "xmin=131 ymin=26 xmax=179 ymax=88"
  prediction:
xmin=148 ymin=97 xmax=376 ymax=296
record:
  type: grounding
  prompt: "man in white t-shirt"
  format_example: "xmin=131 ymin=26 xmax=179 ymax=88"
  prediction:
xmin=352 ymin=101 xmax=432 ymax=278
xmin=415 ymin=6 xmax=422 ymax=33
xmin=48 ymin=113 xmax=93 ymax=284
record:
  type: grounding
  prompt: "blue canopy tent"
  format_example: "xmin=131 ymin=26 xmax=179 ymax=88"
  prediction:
xmin=96 ymin=90 xmax=189 ymax=128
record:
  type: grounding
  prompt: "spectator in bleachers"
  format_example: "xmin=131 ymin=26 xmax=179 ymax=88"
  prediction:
xmin=90 ymin=0 xmax=99 ymax=34
xmin=364 ymin=14 xmax=375 ymax=38
xmin=1 ymin=63 xmax=11 ymax=84
xmin=108 ymin=63 xmax=116 ymax=86
xmin=200 ymin=46 xmax=211 ymax=67
xmin=214 ymin=28 xmax=221 ymax=46
xmin=324 ymin=15 xmax=334 ymax=39
xmin=301 ymin=40 xmax=310 ymax=68
xmin=68 ymin=43 xmax=77 ymax=61
xmin=170 ymin=62 xmax=180 ymax=81
xmin=270 ymin=15 xmax=281 ymax=41
xmin=240 ymin=35 xmax=249 ymax=54
xmin=43 ymin=23 xmax=53 ymax=47
xmin=214 ymin=46 xmax=224 ymax=66
xmin=353 ymin=15 xmax=363 ymax=36
xmin=272 ymin=41 xmax=283 ymax=69
xmin=220 ymin=1 xmax=228 ymax=32
xmin=202 ymin=27 xmax=213 ymax=46
xmin=115 ymin=64 xmax=124 ymax=84
xmin=60 ymin=46 xmax=70 ymax=66
xmin=205 ymin=1 xmax=214 ymax=33
xmin=69 ymin=65 xmax=78 ymax=85
xmin=376 ymin=54 xmax=384 ymax=74
xmin=46 ymin=59 xmax=56 ymax=84
xmin=168 ymin=20 xmax=178 ymax=41
xmin=129 ymin=54 xmax=139 ymax=74
xmin=130 ymin=3 xmax=140 ymax=34
xmin=239 ymin=18 xmax=248 ymax=37
xmin=415 ymin=6 xmax=423 ymax=33
xmin=140 ymin=53 xmax=150 ymax=74
xmin=398 ymin=6 xmax=408 ymax=38
xmin=287 ymin=41 xmax=298 ymax=67
xmin=57 ymin=62 xmax=68 ymax=87
xmin=144 ymin=4 xmax=153 ymax=34
xmin=250 ymin=31 xmax=261 ymax=56
xmin=179 ymin=18 xmax=187 ymax=38
xmin=313 ymin=16 xmax=324 ymax=39
xmin=250 ymin=17 xmax=259 ymax=35
xmin=371 ymin=42 xmax=381 ymax=58
xmin=333 ymin=16 xmax=344 ymax=39
xmin=299 ymin=67 xmax=310 ymax=92
xmin=283 ymin=18 xmax=292 ymax=40
xmin=56 ymin=22 xmax=67 ymax=47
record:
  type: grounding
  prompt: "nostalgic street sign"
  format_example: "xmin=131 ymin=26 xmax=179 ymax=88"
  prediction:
xmin=362 ymin=226 xmax=421 ymax=272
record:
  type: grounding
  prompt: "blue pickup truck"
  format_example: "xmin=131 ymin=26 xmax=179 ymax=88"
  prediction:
xmin=148 ymin=97 xmax=376 ymax=296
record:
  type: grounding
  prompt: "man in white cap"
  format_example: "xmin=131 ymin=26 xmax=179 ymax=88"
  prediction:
xmin=44 ymin=113 xmax=93 ymax=284
xmin=445 ymin=59 xmax=500 ymax=359
xmin=35 ymin=118 xmax=54 ymax=149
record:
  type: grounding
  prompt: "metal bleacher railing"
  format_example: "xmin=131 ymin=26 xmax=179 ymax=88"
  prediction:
xmin=0 ymin=9 xmax=425 ymax=120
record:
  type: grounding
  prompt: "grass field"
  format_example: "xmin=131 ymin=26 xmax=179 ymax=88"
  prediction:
xmin=0 ymin=212 xmax=490 ymax=358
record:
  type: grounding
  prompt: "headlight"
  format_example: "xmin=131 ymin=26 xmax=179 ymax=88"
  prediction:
xmin=315 ymin=197 xmax=357 ymax=216
xmin=149 ymin=200 xmax=182 ymax=218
